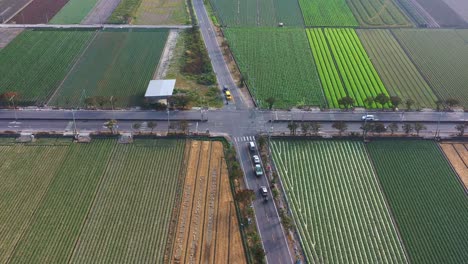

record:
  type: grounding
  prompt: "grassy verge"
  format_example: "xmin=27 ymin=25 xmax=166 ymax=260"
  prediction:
xmin=164 ymin=28 xmax=222 ymax=108
xmin=107 ymin=0 xmax=144 ymax=24
xmin=203 ymin=0 xmax=219 ymax=26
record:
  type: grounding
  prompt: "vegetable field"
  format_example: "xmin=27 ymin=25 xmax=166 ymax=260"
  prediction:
xmin=0 ymin=138 xmax=187 ymax=263
xmin=347 ymin=0 xmax=413 ymax=27
xmin=50 ymin=29 xmax=168 ymax=108
xmin=271 ymin=140 xmax=408 ymax=263
xmin=307 ymin=28 xmax=389 ymax=108
xmin=298 ymin=0 xmax=358 ymax=26
xmin=225 ymin=28 xmax=324 ymax=109
xmin=209 ymin=0 xmax=304 ymax=27
xmin=0 ymin=30 xmax=94 ymax=105
xmin=358 ymin=29 xmax=437 ymax=108
xmin=393 ymin=29 xmax=468 ymax=107
xmin=134 ymin=0 xmax=189 ymax=25
xmin=50 ymin=0 xmax=99 ymax=24
xmin=367 ymin=140 xmax=468 ymax=264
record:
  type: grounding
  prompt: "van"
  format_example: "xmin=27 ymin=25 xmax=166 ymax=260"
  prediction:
xmin=249 ymin=141 xmax=256 ymax=151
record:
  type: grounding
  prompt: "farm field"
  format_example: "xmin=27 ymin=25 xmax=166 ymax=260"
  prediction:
xmin=307 ymin=28 xmax=389 ymax=108
xmin=171 ymin=141 xmax=246 ymax=263
xmin=346 ymin=0 xmax=412 ymax=27
xmin=8 ymin=0 xmax=69 ymax=24
xmin=395 ymin=0 xmax=439 ymax=27
xmin=357 ymin=29 xmax=437 ymax=108
xmin=0 ymin=29 xmax=23 ymax=49
xmin=0 ymin=30 xmax=95 ymax=105
xmin=50 ymin=0 xmax=99 ymax=24
xmin=440 ymin=142 xmax=468 ymax=188
xmin=442 ymin=0 xmax=468 ymax=23
xmin=225 ymin=28 xmax=324 ymax=109
xmin=49 ymin=29 xmax=169 ymax=108
xmin=107 ymin=0 xmax=144 ymax=24
xmin=209 ymin=0 xmax=304 ymax=27
xmin=271 ymin=140 xmax=407 ymax=263
xmin=134 ymin=0 xmax=189 ymax=25
xmin=367 ymin=140 xmax=468 ymax=264
xmin=0 ymin=0 xmax=31 ymax=22
xmin=393 ymin=29 xmax=468 ymax=108
xmin=413 ymin=0 xmax=467 ymax=27
xmin=298 ymin=0 xmax=358 ymax=26
xmin=0 ymin=138 xmax=187 ymax=263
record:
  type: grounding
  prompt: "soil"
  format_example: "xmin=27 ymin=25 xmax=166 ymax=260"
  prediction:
xmin=440 ymin=143 xmax=468 ymax=188
xmin=81 ymin=0 xmax=122 ymax=24
xmin=415 ymin=0 xmax=467 ymax=27
xmin=9 ymin=0 xmax=69 ymax=24
xmin=0 ymin=28 xmax=23 ymax=49
xmin=171 ymin=141 xmax=246 ymax=263
xmin=154 ymin=29 xmax=179 ymax=79
xmin=441 ymin=0 xmax=468 ymax=23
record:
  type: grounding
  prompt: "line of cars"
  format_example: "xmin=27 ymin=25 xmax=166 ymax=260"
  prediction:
xmin=248 ymin=141 xmax=268 ymax=201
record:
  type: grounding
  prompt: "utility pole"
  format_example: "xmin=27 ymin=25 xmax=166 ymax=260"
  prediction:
xmin=72 ymin=109 xmax=78 ymax=137
xmin=9 ymin=95 xmax=18 ymax=124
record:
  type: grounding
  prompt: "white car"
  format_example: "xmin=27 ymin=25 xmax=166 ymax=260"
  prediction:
xmin=361 ymin=114 xmax=375 ymax=121
xmin=253 ymin=155 xmax=260 ymax=164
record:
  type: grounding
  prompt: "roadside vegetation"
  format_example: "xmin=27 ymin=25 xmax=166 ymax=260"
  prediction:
xmin=107 ymin=0 xmax=144 ymax=23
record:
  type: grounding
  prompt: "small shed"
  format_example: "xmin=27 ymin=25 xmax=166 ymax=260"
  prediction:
xmin=144 ymin=79 xmax=176 ymax=104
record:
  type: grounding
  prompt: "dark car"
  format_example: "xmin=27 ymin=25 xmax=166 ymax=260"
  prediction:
xmin=260 ymin=186 xmax=268 ymax=201
xmin=222 ymin=85 xmax=229 ymax=93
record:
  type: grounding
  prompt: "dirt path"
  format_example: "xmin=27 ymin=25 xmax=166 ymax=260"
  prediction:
xmin=171 ymin=141 xmax=246 ymax=264
xmin=0 ymin=28 xmax=23 ymax=49
xmin=81 ymin=0 xmax=122 ymax=24
xmin=154 ymin=29 xmax=179 ymax=79
xmin=440 ymin=143 xmax=468 ymax=188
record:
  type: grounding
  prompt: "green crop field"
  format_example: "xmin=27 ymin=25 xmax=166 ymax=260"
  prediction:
xmin=134 ymin=0 xmax=189 ymax=25
xmin=357 ymin=29 xmax=437 ymax=108
xmin=209 ymin=0 xmax=304 ymax=27
xmin=347 ymin=0 xmax=412 ymax=27
xmin=0 ymin=138 xmax=186 ymax=263
xmin=367 ymin=140 xmax=468 ymax=264
xmin=298 ymin=0 xmax=358 ymax=26
xmin=0 ymin=30 xmax=94 ymax=105
xmin=271 ymin=140 xmax=407 ymax=263
xmin=225 ymin=28 xmax=324 ymax=109
xmin=307 ymin=28 xmax=389 ymax=108
xmin=393 ymin=29 xmax=468 ymax=108
xmin=50 ymin=0 xmax=99 ymax=24
xmin=50 ymin=29 xmax=168 ymax=108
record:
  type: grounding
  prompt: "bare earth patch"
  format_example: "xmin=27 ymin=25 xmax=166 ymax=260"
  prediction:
xmin=135 ymin=0 xmax=188 ymax=25
xmin=441 ymin=0 xmax=468 ymax=23
xmin=82 ymin=0 xmax=122 ymax=24
xmin=440 ymin=143 xmax=468 ymax=188
xmin=0 ymin=28 xmax=23 ymax=49
xmin=154 ymin=29 xmax=179 ymax=79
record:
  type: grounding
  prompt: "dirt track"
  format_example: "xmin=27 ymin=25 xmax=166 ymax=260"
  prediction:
xmin=440 ymin=143 xmax=468 ymax=188
xmin=172 ymin=140 xmax=246 ymax=264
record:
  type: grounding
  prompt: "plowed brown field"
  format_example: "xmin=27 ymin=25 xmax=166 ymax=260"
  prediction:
xmin=440 ymin=143 xmax=468 ymax=188
xmin=171 ymin=140 xmax=246 ymax=264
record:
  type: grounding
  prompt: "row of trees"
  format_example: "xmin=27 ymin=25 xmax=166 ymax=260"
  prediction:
xmin=286 ymin=121 xmax=468 ymax=136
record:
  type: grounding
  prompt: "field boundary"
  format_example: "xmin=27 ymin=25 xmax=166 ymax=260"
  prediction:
xmin=46 ymin=30 xmax=99 ymax=106
xmin=363 ymin=142 xmax=411 ymax=263
xmin=436 ymin=143 xmax=468 ymax=194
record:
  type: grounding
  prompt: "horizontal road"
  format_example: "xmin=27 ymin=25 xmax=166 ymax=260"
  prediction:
xmin=0 ymin=24 xmax=192 ymax=29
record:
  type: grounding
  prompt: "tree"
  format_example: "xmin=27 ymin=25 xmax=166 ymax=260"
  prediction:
xmin=287 ymin=122 xmax=298 ymax=135
xmin=435 ymin=100 xmax=444 ymax=112
xmin=414 ymin=122 xmax=426 ymax=136
xmin=363 ymin=96 xmax=374 ymax=109
xmin=235 ymin=189 xmax=255 ymax=204
xmin=445 ymin=98 xmax=459 ymax=110
xmin=301 ymin=122 xmax=310 ymax=135
xmin=405 ymin=99 xmax=415 ymax=110
xmin=147 ymin=121 xmax=157 ymax=134
xmin=132 ymin=123 xmax=141 ymax=133
xmin=388 ymin=123 xmax=399 ymax=135
xmin=104 ymin=119 xmax=118 ymax=134
xmin=95 ymin=96 xmax=107 ymax=108
xmin=455 ymin=123 xmax=467 ymax=136
xmin=179 ymin=120 xmax=189 ymax=134
xmin=332 ymin=121 xmax=348 ymax=136
xmin=169 ymin=94 xmax=190 ymax=109
xmin=337 ymin=96 xmax=355 ymax=110
xmin=265 ymin=97 xmax=276 ymax=110
xmin=389 ymin=96 xmax=402 ymax=111
xmin=373 ymin=122 xmax=387 ymax=134
xmin=361 ymin=123 xmax=374 ymax=137
xmin=84 ymin=97 xmax=96 ymax=108
xmin=374 ymin=93 xmax=389 ymax=109
xmin=402 ymin=123 xmax=413 ymax=135
xmin=0 ymin=92 xmax=19 ymax=107
xmin=310 ymin=122 xmax=321 ymax=136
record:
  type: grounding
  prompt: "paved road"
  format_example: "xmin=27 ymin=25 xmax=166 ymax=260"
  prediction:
xmin=192 ymin=0 xmax=246 ymax=110
xmin=0 ymin=24 xmax=192 ymax=29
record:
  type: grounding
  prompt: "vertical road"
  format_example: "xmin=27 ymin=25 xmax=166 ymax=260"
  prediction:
xmin=192 ymin=0 xmax=246 ymax=110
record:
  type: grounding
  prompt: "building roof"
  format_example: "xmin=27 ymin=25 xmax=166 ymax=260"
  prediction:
xmin=144 ymin=79 xmax=176 ymax=98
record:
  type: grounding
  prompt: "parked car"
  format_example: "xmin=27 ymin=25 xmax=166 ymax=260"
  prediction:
xmin=252 ymin=155 xmax=260 ymax=164
xmin=361 ymin=114 xmax=375 ymax=121
xmin=255 ymin=164 xmax=263 ymax=177
xmin=259 ymin=186 xmax=268 ymax=201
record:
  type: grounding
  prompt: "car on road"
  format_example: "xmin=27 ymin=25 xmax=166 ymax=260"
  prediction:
xmin=225 ymin=91 xmax=232 ymax=100
xmin=222 ymin=85 xmax=229 ymax=93
xmin=255 ymin=164 xmax=263 ymax=177
xmin=252 ymin=155 xmax=260 ymax=164
xmin=259 ymin=186 xmax=268 ymax=201
xmin=248 ymin=141 xmax=256 ymax=152
xmin=361 ymin=114 xmax=375 ymax=121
